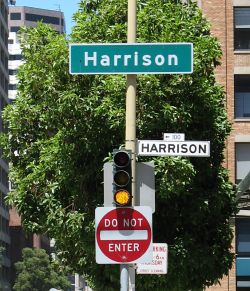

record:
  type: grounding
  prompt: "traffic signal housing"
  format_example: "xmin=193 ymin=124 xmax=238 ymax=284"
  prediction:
xmin=113 ymin=149 xmax=132 ymax=207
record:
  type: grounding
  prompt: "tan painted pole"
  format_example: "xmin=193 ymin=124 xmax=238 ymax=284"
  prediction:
xmin=126 ymin=0 xmax=137 ymax=207
xmin=120 ymin=1 xmax=137 ymax=291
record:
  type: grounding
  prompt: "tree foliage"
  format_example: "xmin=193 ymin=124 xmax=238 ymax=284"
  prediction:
xmin=1 ymin=0 xmax=237 ymax=290
xmin=13 ymin=248 xmax=70 ymax=291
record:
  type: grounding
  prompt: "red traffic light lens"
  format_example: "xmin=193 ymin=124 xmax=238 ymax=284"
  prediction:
xmin=114 ymin=151 xmax=130 ymax=168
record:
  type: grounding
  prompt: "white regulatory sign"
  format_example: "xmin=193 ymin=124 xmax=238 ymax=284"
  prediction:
xmin=137 ymin=140 xmax=210 ymax=157
xmin=137 ymin=243 xmax=168 ymax=274
xmin=163 ymin=133 xmax=185 ymax=141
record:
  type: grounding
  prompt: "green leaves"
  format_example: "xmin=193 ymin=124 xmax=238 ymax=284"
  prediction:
xmin=0 ymin=1 xmax=237 ymax=290
xmin=13 ymin=248 xmax=70 ymax=291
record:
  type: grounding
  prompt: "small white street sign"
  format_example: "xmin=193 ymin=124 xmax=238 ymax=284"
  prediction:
xmin=137 ymin=243 xmax=168 ymax=274
xmin=137 ymin=140 xmax=210 ymax=157
xmin=163 ymin=133 xmax=185 ymax=141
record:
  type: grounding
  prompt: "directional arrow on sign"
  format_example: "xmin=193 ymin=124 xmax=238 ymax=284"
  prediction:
xmin=163 ymin=133 xmax=185 ymax=141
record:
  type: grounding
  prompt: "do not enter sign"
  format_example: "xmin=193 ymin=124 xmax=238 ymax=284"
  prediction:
xmin=95 ymin=207 xmax=152 ymax=264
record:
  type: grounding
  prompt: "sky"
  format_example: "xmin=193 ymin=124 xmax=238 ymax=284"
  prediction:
xmin=12 ymin=0 xmax=81 ymax=34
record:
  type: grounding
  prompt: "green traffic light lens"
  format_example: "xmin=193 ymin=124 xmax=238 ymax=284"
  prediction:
xmin=114 ymin=170 xmax=130 ymax=187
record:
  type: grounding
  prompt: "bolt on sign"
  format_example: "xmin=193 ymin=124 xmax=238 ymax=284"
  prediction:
xmin=95 ymin=207 xmax=153 ymax=264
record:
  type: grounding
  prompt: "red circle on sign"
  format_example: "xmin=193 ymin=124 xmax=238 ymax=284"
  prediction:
xmin=96 ymin=208 xmax=151 ymax=263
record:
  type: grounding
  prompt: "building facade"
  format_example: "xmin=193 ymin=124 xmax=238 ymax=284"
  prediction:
xmin=8 ymin=5 xmax=65 ymax=100
xmin=8 ymin=5 xmax=65 ymax=33
xmin=0 ymin=0 xmax=10 ymax=289
xmin=7 ymin=5 xmax=65 ymax=288
xmin=199 ymin=0 xmax=250 ymax=290
xmin=8 ymin=31 xmax=20 ymax=101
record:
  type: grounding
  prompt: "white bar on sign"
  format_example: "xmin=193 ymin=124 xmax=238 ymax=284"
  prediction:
xmin=100 ymin=230 xmax=148 ymax=240
xmin=163 ymin=133 xmax=185 ymax=141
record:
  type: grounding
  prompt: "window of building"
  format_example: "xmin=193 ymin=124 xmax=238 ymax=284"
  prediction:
xmin=0 ymin=191 xmax=3 ymax=208
xmin=4 ymin=56 xmax=7 ymax=70
xmin=236 ymin=218 xmax=250 ymax=290
xmin=0 ymin=265 xmax=10 ymax=281
xmin=0 ymin=49 xmax=3 ymax=63
xmin=8 ymin=84 xmax=17 ymax=91
xmin=234 ymin=7 xmax=250 ymax=50
xmin=0 ymin=74 xmax=7 ymax=95
xmin=9 ymin=54 xmax=22 ymax=61
xmin=25 ymin=13 xmax=60 ymax=25
xmin=1 ymin=2 xmax=8 ymax=24
xmin=235 ymin=75 xmax=250 ymax=119
xmin=0 ymin=2 xmax=3 ymax=18
xmin=0 ymin=167 xmax=8 ymax=189
xmin=9 ymin=69 xmax=17 ymax=75
xmin=1 ymin=217 xmax=8 ymax=233
xmin=4 ymin=78 xmax=8 ymax=94
xmin=0 ymin=191 xmax=7 ymax=210
xmin=8 ymin=39 xmax=14 ymax=44
xmin=10 ymin=26 xmax=20 ymax=33
xmin=4 ymin=32 xmax=8 ymax=47
xmin=1 ymin=25 xmax=4 ymax=42
xmin=10 ymin=12 xmax=21 ymax=20
xmin=1 ymin=97 xmax=7 ymax=111
xmin=235 ymin=143 xmax=250 ymax=184
xmin=237 ymin=219 xmax=250 ymax=255
xmin=0 ymin=240 xmax=10 ymax=257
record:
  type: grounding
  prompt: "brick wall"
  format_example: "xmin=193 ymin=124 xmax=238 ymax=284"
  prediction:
xmin=235 ymin=54 xmax=250 ymax=67
xmin=201 ymin=0 xmax=240 ymax=290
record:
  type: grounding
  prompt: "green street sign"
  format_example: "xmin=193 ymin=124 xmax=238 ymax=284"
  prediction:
xmin=69 ymin=43 xmax=193 ymax=75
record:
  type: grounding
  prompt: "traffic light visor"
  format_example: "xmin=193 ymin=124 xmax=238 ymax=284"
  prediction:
xmin=114 ymin=189 xmax=131 ymax=206
xmin=114 ymin=151 xmax=130 ymax=168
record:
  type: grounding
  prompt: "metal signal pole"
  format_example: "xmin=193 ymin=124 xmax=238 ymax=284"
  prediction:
xmin=126 ymin=2 xmax=137 ymax=205
xmin=120 ymin=0 xmax=137 ymax=290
